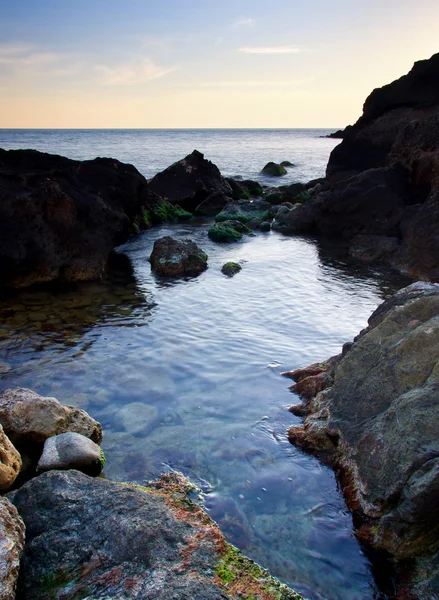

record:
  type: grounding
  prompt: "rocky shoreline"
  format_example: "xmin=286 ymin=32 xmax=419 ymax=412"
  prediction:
xmin=0 ymin=52 xmax=438 ymax=599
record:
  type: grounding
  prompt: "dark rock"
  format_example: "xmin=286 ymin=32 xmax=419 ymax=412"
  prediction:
xmin=195 ymin=191 xmax=232 ymax=216
xmin=287 ymin=282 xmax=439 ymax=598
xmin=148 ymin=150 xmax=232 ymax=213
xmin=221 ymin=262 xmax=242 ymax=277
xmin=208 ymin=221 xmax=251 ymax=243
xmin=261 ymin=162 xmax=287 ymax=177
xmin=272 ymin=202 xmax=317 ymax=234
xmin=280 ymin=161 xmax=295 ymax=167
xmin=149 ymin=236 xmax=208 ymax=278
xmin=0 ymin=497 xmax=25 ymax=600
xmin=37 ymin=432 xmax=104 ymax=477
xmin=324 ymin=129 xmax=345 ymax=139
xmin=8 ymin=470 xmax=303 ymax=600
xmin=240 ymin=180 xmax=264 ymax=196
xmin=0 ymin=149 xmax=149 ymax=288
xmin=259 ymin=221 xmax=271 ymax=232
xmin=225 ymin=178 xmax=264 ymax=199
xmin=349 ymin=234 xmax=400 ymax=264
xmin=215 ymin=199 xmax=272 ymax=224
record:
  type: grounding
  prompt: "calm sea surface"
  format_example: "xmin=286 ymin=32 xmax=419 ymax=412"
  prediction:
xmin=0 ymin=130 xmax=410 ymax=599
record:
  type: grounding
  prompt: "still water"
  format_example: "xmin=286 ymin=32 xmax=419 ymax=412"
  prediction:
xmin=0 ymin=221 xmax=410 ymax=600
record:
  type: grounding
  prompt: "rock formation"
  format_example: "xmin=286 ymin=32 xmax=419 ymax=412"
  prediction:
xmin=149 ymin=236 xmax=208 ymax=277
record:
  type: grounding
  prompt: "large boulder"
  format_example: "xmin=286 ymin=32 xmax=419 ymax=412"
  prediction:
xmin=0 ymin=497 xmax=25 ymax=600
xmin=0 ymin=424 xmax=21 ymax=491
xmin=261 ymin=162 xmax=287 ymax=177
xmin=150 ymin=236 xmax=208 ymax=278
xmin=148 ymin=150 xmax=233 ymax=213
xmin=287 ymin=282 xmax=439 ymax=598
xmin=37 ymin=432 xmax=104 ymax=477
xmin=0 ymin=388 xmax=102 ymax=447
xmin=0 ymin=149 xmax=149 ymax=288
xmin=8 ymin=470 xmax=303 ymax=600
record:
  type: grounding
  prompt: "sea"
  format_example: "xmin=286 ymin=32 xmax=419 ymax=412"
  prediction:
xmin=0 ymin=129 xmax=410 ymax=600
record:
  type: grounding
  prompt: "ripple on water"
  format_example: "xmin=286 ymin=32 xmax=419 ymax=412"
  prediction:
xmin=0 ymin=223 xmax=411 ymax=600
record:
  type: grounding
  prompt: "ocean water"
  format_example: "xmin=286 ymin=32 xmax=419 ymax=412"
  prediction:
xmin=0 ymin=130 xmax=410 ymax=599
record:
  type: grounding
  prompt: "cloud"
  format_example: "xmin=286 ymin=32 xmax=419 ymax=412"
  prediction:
xmin=176 ymin=78 xmax=313 ymax=89
xmin=232 ymin=18 xmax=255 ymax=29
xmin=238 ymin=45 xmax=304 ymax=54
xmin=95 ymin=58 xmax=176 ymax=86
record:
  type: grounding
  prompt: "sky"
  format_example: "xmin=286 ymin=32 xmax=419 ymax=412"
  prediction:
xmin=0 ymin=0 xmax=438 ymax=129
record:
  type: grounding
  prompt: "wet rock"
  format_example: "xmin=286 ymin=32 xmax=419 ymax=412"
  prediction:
xmin=37 ymin=432 xmax=104 ymax=477
xmin=215 ymin=199 xmax=272 ymax=224
xmin=221 ymin=262 xmax=242 ymax=277
xmin=287 ymin=282 xmax=439 ymax=598
xmin=0 ymin=424 xmax=21 ymax=491
xmin=194 ymin=191 xmax=232 ymax=216
xmin=118 ymin=402 xmax=160 ymax=436
xmin=272 ymin=202 xmax=317 ymax=234
xmin=0 ymin=388 xmax=102 ymax=447
xmin=0 ymin=149 xmax=149 ymax=288
xmin=0 ymin=497 xmax=25 ymax=600
xmin=260 ymin=221 xmax=271 ymax=232
xmin=349 ymin=234 xmax=401 ymax=264
xmin=149 ymin=236 xmax=208 ymax=278
xmin=240 ymin=179 xmax=264 ymax=196
xmin=261 ymin=162 xmax=287 ymax=176
xmin=208 ymin=220 xmax=251 ymax=243
xmin=148 ymin=150 xmax=232 ymax=213
xmin=8 ymin=470 xmax=303 ymax=600
xmin=280 ymin=161 xmax=295 ymax=167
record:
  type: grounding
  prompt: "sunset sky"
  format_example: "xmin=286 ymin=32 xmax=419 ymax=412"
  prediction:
xmin=1 ymin=0 xmax=438 ymax=128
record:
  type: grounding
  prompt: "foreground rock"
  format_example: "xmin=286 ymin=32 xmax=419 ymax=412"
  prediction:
xmin=9 ymin=470 xmax=303 ymax=600
xmin=37 ymin=432 xmax=104 ymax=476
xmin=0 ymin=149 xmax=150 ymax=288
xmin=0 ymin=424 xmax=21 ymax=490
xmin=287 ymin=282 xmax=439 ymax=599
xmin=148 ymin=150 xmax=233 ymax=213
xmin=150 ymin=236 xmax=208 ymax=277
xmin=0 ymin=388 xmax=102 ymax=447
xmin=0 ymin=497 xmax=25 ymax=600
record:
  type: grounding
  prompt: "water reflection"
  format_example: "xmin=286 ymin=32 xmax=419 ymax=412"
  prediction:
xmin=0 ymin=224 xmax=410 ymax=600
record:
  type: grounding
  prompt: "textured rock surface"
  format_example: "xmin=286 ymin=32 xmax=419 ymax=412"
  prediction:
xmin=37 ymin=432 xmax=103 ymax=476
xmin=0 ymin=388 xmax=102 ymax=446
xmin=287 ymin=282 xmax=439 ymax=598
xmin=208 ymin=220 xmax=251 ymax=243
xmin=0 ymin=497 xmax=25 ymax=600
xmin=0 ymin=148 xmax=149 ymax=288
xmin=221 ymin=262 xmax=242 ymax=277
xmin=319 ymin=52 xmax=439 ymax=279
xmin=0 ymin=424 xmax=21 ymax=491
xmin=148 ymin=150 xmax=233 ymax=213
xmin=150 ymin=236 xmax=208 ymax=278
xmin=8 ymin=470 xmax=303 ymax=600
xmin=215 ymin=199 xmax=272 ymax=224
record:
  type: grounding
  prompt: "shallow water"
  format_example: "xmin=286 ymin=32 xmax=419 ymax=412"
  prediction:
xmin=0 ymin=223 xmax=410 ymax=600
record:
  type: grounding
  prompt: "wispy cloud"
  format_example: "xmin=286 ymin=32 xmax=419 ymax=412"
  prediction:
xmin=95 ymin=58 xmax=176 ymax=86
xmin=176 ymin=78 xmax=313 ymax=89
xmin=232 ymin=18 xmax=255 ymax=29
xmin=238 ymin=45 xmax=305 ymax=54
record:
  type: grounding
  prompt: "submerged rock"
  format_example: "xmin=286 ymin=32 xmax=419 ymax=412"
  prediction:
xmin=148 ymin=150 xmax=233 ymax=213
xmin=37 ymin=432 xmax=104 ymax=477
xmin=261 ymin=162 xmax=287 ymax=176
xmin=0 ymin=497 xmax=25 ymax=600
xmin=0 ymin=388 xmax=102 ymax=447
xmin=221 ymin=262 xmax=242 ymax=277
xmin=0 ymin=149 xmax=149 ymax=288
xmin=118 ymin=402 xmax=160 ymax=436
xmin=150 ymin=236 xmax=208 ymax=278
xmin=8 ymin=470 xmax=303 ymax=600
xmin=280 ymin=161 xmax=295 ymax=167
xmin=287 ymin=282 xmax=439 ymax=598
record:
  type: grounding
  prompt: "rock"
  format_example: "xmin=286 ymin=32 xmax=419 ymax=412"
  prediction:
xmin=37 ymin=432 xmax=104 ymax=477
xmin=280 ymin=161 xmax=295 ymax=167
xmin=194 ymin=191 xmax=232 ymax=216
xmin=0 ymin=149 xmax=149 ymax=288
xmin=208 ymin=220 xmax=251 ymax=243
xmin=215 ymin=199 xmax=272 ymax=224
xmin=240 ymin=179 xmax=264 ymax=196
xmin=0 ymin=497 xmax=25 ymax=600
xmin=324 ymin=129 xmax=345 ymax=139
xmin=272 ymin=202 xmax=317 ymax=234
xmin=225 ymin=178 xmax=264 ymax=200
xmin=287 ymin=282 xmax=439 ymax=598
xmin=221 ymin=262 xmax=242 ymax=277
xmin=0 ymin=388 xmax=102 ymax=447
xmin=8 ymin=470 xmax=303 ymax=600
xmin=118 ymin=402 xmax=160 ymax=436
xmin=349 ymin=234 xmax=401 ymax=264
xmin=148 ymin=150 xmax=233 ymax=213
xmin=261 ymin=162 xmax=287 ymax=176
xmin=259 ymin=221 xmax=271 ymax=232
xmin=149 ymin=236 xmax=208 ymax=278
xmin=0 ymin=424 xmax=21 ymax=491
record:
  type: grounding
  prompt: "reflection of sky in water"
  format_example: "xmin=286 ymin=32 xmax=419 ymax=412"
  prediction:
xmin=0 ymin=224 xmax=410 ymax=600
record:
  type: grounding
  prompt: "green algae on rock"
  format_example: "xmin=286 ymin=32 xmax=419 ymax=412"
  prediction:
xmin=261 ymin=162 xmax=287 ymax=177
xmin=208 ymin=220 xmax=251 ymax=243
xmin=221 ymin=262 xmax=242 ymax=277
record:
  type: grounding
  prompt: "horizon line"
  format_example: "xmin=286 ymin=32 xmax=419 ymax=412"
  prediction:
xmin=0 ymin=126 xmax=343 ymax=131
